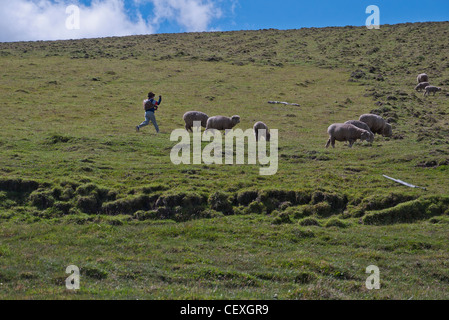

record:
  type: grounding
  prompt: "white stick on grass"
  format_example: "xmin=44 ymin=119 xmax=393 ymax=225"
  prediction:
xmin=383 ymin=175 xmax=427 ymax=190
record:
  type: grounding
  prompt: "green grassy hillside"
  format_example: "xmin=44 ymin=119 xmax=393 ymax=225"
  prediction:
xmin=1 ymin=22 xmax=449 ymax=299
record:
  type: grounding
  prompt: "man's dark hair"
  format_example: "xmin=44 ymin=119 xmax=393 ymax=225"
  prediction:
xmin=148 ymin=92 xmax=155 ymax=99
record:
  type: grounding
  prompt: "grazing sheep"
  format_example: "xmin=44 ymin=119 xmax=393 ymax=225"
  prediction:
xmin=359 ymin=114 xmax=393 ymax=137
xmin=414 ymin=82 xmax=430 ymax=91
xmin=417 ymin=73 xmax=429 ymax=83
xmin=344 ymin=120 xmax=374 ymax=135
xmin=183 ymin=111 xmax=209 ymax=132
xmin=424 ymin=86 xmax=442 ymax=96
xmin=253 ymin=121 xmax=271 ymax=141
xmin=325 ymin=123 xmax=372 ymax=148
xmin=205 ymin=115 xmax=241 ymax=131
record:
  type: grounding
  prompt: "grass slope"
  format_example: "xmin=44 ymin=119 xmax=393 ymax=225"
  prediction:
xmin=0 ymin=22 xmax=449 ymax=299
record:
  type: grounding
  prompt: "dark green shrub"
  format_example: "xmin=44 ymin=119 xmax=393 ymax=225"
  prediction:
xmin=284 ymin=205 xmax=309 ymax=219
xmin=154 ymin=193 xmax=206 ymax=213
xmin=272 ymin=211 xmax=292 ymax=225
xmin=0 ymin=191 xmax=15 ymax=209
xmin=155 ymin=207 xmax=174 ymax=220
xmin=53 ymin=201 xmax=73 ymax=215
xmin=97 ymin=188 xmax=111 ymax=201
xmin=46 ymin=135 xmax=72 ymax=144
xmin=362 ymin=198 xmax=438 ymax=225
xmin=75 ymin=183 xmax=109 ymax=200
xmin=102 ymin=195 xmax=155 ymax=215
xmin=182 ymin=193 xmax=207 ymax=208
xmin=325 ymin=218 xmax=349 ymax=228
xmin=74 ymin=183 xmax=111 ymax=212
xmin=108 ymin=219 xmax=124 ymax=226
xmin=247 ymin=201 xmax=265 ymax=214
xmin=313 ymin=202 xmax=333 ymax=217
xmin=208 ymin=191 xmax=233 ymax=215
xmin=141 ymin=184 xmax=169 ymax=194
xmin=233 ymin=206 xmax=246 ymax=215
xmin=256 ymin=189 xmax=297 ymax=213
xmin=346 ymin=205 xmax=365 ymax=218
xmin=75 ymin=183 xmax=99 ymax=196
xmin=51 ymin=187 xmax=63 ymax=200
xmin=41 ymin=207 xmax=65 ymax=218
xmin=134 ymin=210 xmax=158 ymax=221
xmin=299 ymin=217 xmax=321 ymax=227
xmin=298 ymin=205 xmax=315 ymax=217
xmin=360 ymin=193 xmax=416 ymax=213
xmin=68 ymin=207 xmax=81 ymax=215
xmin=173 ymin=205 xmax=209 ymax=222
xmin=61 ymin=187 xmax=75 ymax=201
xmin=427 ymin=203 xmax=442 ymax=216
xmin=291 ymin=228 xmax=315 ymax=240
xmin=0 ymin=178 xmax=39 ymax=193
xmin=156 ymin=193 xmax=184 ymax=207
xmin=236 ymin=190 xmax=258 ymax=206
xmin=295 ymin=190 xmax=312 ymax=205
xmin=295 ymin=271 xmax=317 ymax=284
xmin=428 ymin=217 xmax=441 ymax=224
xmin=64 ymin=214 xmax=93 ymax=225
xmin=198 ymin=209 xmax=223 ymax=219
xmin=76 ymin=195 xmax=100 ymax=214
xmin=106 ymin=190 xmax=117 ymax=202
xmin=29 ymin=190 xmax=55 ymax=209
xmin=82 ymin=265 xmax=108 ymax=280
xmin=346 ymin=193 xmax=418 ymax=218
xmin=279 ymin=201 xmax=292 ymax=211
xmin=59 ymin=180 xmax=80 ymax=190
xmin=256 ymin=190 xmax=279 ymax=213
xmin=259 ymin=189 xmax=297 ymax=203
xmin=311 ymin=191 xmax=347 ymax=212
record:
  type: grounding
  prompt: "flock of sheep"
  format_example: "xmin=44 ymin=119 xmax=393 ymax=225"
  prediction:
xmin=325 ymin=72 xmax=442 ymax=148
xmin=183 ymin=111 xmax=271 ymax=141
xmin=325 ymin=114 xmax=391 ymax=148
xmin=415 ymin=73 xmax=442 ymax=96
xmin=181 ymin=73 xmax=441 ymax=149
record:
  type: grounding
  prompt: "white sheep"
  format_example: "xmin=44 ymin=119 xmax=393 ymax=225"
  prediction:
xmin=414 ymin=82 xmax=430 ymax=91
xmin=344 ymin=120 xmax=374 ymax=135
xmin=424 ymin=86 xmax=442 ymax=96
xmin=253 ymin=121 xmax=271 ymax=141
xmin=417 ymin=73 xmax=429 ymax=83
xmin=359 ymin=114 xmax=393 ymax=137
xmin=205 ymin=115 xmax=241 ymax=131
xmin=325 ymin=123 xmax=373 ymax=148
xmin=183 ymin=111 xmax=209 ymax=132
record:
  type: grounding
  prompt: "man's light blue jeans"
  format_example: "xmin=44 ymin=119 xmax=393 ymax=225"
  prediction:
xmin=138 ymin=111 xmax=159 ymax=133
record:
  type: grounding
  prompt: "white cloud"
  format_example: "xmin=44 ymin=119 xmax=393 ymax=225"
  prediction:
xmin=145 ymin=0 xmax=222 ymax=32
xmin=0 ymin=0 xmax=156 ymax=42
xmin=0 ymin=0 xmax=227 ymax=42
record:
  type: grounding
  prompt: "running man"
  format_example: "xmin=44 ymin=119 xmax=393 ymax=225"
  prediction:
xmin=136 ymin=91 xmax=162 ymax=133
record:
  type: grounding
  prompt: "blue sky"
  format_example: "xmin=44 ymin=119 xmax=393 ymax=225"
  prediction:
xmin=0 ymin=0 xmax=448 ymax=42
xmin=158 ymin=0 xmax=449 ymax=32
